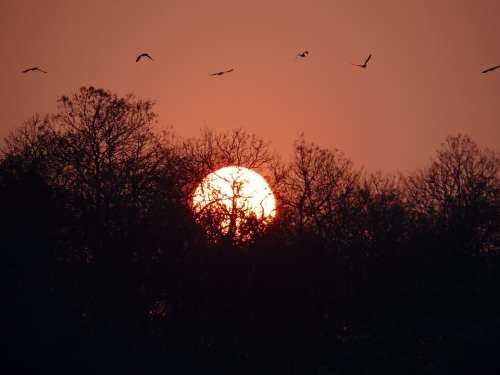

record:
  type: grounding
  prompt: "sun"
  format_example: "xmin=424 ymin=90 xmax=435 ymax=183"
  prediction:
xmin=192 ymin=166 xmax=276 ymax=240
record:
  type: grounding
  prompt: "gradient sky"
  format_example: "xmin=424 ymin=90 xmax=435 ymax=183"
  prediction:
xmin=1 ymin=0 xmax=499 ymax=172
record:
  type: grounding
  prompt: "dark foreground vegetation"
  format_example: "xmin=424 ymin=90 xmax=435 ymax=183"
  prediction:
xmin=3 ymin=87 xmax=499 ymax=374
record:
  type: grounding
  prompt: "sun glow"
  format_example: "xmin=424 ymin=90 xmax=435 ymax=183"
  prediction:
xmin=192 ymin=166 xmax=276 ymax=239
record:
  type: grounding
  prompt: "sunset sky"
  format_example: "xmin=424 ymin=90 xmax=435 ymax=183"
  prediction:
xmin=1 ymin=0 xmax=499 ymax=172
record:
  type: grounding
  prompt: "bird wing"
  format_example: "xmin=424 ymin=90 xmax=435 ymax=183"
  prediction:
xmin=145 ymin=54 xmax=153 ymax=60
xmin=352 ymin=64 xmax=363 ymax=67
xmin=136 ymin=55 xmax=141 ymax=62
xmin=364 ymin=54 xmax=372 ymax=65
xmin=482 ymin=64 xmax=500 ymax=73
xmin=225 ymin=68 xmax=234 ymax=73
xmin=22 ymin=68 xmax=33 ymax=73
xmin=37 ymin=68 xmax=47 ymax=73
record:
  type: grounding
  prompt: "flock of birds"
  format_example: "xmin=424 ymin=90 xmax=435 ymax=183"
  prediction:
xmin=21 ymin=51 xmax=500 ymax=76
xmin=20 ymin=51 xmax=370 ymax=76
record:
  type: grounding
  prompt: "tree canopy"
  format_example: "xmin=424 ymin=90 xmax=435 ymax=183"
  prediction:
xmin=3 ymin=87 xmax=499 ymax=374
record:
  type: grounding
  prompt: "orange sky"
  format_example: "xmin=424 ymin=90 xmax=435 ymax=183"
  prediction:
xmin=1 ymin=0 xmax=499 ymax=172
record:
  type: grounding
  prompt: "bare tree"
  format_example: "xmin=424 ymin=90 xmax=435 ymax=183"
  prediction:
xmin=182 ymin=129 xmax=276 ymax=245
xmin=192 ymin=166 xmax=276 ymax=245
xmin=406 ymin=134 xmax=500 ymax=253
xmin=276 ymin=135 xmax=360 ymax=248
xmin=2 ymin=115 xmax=58 ymax=175
xmin=52 ymin=87 xmax=163 ymax=212
xmin=354 ymin=172 xmax=407 ymax=253
xmin=2 ymin=87 xmax=173 ymax=262
xmin=181 ymin=128 xmax=273 ymax=181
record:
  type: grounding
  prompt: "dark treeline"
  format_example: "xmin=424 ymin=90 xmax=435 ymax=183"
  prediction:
xmin=3 ymin=87 xmax=500 ymax=374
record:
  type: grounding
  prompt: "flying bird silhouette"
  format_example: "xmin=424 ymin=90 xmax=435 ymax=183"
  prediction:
xmin=22 ymin=67 xmax=47 ymax=74
xmin=352 ymin=54 xmax=372 ymax=68
xmin=136 ymin=53 xmax=153 ymax=62
xmin=481 ymin=64 xmax=500 ymax=74
xmin=209 ymin=68 xmax=234 ymax=76
xmin=296 ymin=51 xmax=309 ymax=58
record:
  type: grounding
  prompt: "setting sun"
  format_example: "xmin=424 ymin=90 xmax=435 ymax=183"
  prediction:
xmin=192 ymin=166 xmax=276 ymax=239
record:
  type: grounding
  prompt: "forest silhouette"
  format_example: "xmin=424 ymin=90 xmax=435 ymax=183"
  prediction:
xmin=3 ymin=87 xmax=499 ymax=374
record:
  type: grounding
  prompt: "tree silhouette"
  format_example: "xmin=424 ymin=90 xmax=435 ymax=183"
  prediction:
xmin=406 ymin=134 xmax=500 ymax=255
xmin=276 ymin=135 xmax=359 ymax=250
xmin=183 ymin=129 xmax=276 ymax=245
xmin=3 ymin=88 xmax=500 ymax=374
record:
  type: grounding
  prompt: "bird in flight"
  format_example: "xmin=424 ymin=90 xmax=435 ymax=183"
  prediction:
xmin=136 ymin=53 xmax=153 ymax=62
xmin=352 ymin=54 xmax=372 ymax=68
xmin=482 ymin=64 xmax=500 ymax=74
xmin=296 ymin=51 xmax=309 ymax=59
xmin=22 ymin=67 xmax=47 ymax=74
xmin=209 ymin=68 xmax=234 ymax=76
